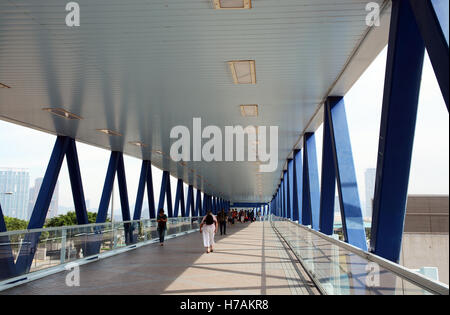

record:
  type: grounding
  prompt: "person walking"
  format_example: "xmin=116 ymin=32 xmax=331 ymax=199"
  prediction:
xmin=156 ymin=209 xmax=168 ymax=246
xmin=200 ymin=210 xmax=218 ymax=253
xmin=217 ymin=208 xmax=227 ymax=235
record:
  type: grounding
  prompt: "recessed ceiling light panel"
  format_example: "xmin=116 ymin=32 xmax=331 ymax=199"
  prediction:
xmin=96 ymin=129 xmax=122 ymax=136
xmin=228 ymin=60 xmax=256 ymax=84
xmin=129 ymin=141 xmax=147 ymax=147
xmin=214 ymin=0 xmax=251 ymax=9
xmin=43 ymin=108 xmax=82 ymax=120
xmin=240 ymin=104 xmax=258 ymax=117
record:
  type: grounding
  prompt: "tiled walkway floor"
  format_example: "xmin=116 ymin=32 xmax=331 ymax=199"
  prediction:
xmin=1 ymin=221 xmax=318 ymax=295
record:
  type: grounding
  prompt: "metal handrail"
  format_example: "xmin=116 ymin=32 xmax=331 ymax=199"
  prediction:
xmin=271 ymin=216 xmax=449 ymax=295
xmin=0 ymin=216 xmax=203 ymax=237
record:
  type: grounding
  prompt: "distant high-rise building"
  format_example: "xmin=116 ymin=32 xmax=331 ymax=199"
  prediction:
xmin=365 ymin=168 xmax=376 ymax=219
xmin=28 ymin=178 xmax=59 ymax=219
xmin=0 ymin=168 xmax=30 ymax=220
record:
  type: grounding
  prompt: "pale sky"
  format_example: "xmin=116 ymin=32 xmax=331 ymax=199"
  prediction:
xmin=0 ymin=47 xmax=448 ymax=218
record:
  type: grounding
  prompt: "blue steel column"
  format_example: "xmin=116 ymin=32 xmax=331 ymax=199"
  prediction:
xmin=277 ymin=188 xmax=280 ymax=217
xmin=186 ymin=185 xmax=194 ymax=217
xmin=279 ymin=187 xmax=282 ymax=217
xmin=282 ymin=176 xmax=286 ymax=218
xmin=319 ymin=100 xmax=337 ymax=236
xmin=173 ymin=179 xmax=183 ymax=217
xmin=0 ymin=203 xmax=16 ymax=280
xmin=284 ymin=175 xmax=288 ymax=219
xmin=205 ymin=194 xmax=211 ymax=213
xmin=16 ymin=136 xmax=70 ymax=274
xmin=195 ymin=188 xmax=201 ymax=216
xmin=85 ymin=151 xmax=121 ymax=256
xmin=146 ymin=162 xmax=156 ymax=219
xmin=0 ymin=204 xmax=7 ymax=232
xmin=180 ymin=182 xmax=186 ymax=217
xmin=96 ymin=151 xmax=120 ymax=223
xmin=132 ymin=160 xmax=148 ymax=243
xmin=166 ymin=174 xmax=173 ymax=217
xmin=294 ymin=150 xmax=303 ymax=223
xmin=116 ymin=153 xmax=131 ymax=222
xmin=133 ymin=160 xmax=148 ymax=220
xmin=158 ymin=171 xmax=173 ymax=216
xmin=370 ymin=0 xmax=425 ymax=262
xmin=303 ymin=133 xmax=320 ymax=228
xmin=288 ymin=159 xmax=295 ymax=220
xmin=116 ymin=153 xmax=132 ymax=244
xmin=409 ymin=0 xmax=449 ymax=110
xmin=327 ymin=97 xmax=367 ymax=250
xmin=66 ymin=138 xmax=89 ymax=224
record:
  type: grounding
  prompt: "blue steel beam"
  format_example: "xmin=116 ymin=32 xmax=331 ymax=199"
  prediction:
xmin=370 ymin=0 xmax=425 ymax=262
xmin=173 ymin=178 xmax=185 ymax=218
xmin=409 ymin=0 xmax=449 ymax=110
xmin=294 ymin=150 xmax=303 ymax=223
xmin=157 ymin=171 xmax=168 ymax=213
xmin=303 ymin=133 xmax=320 ymax=228
xmin=327 ymin=97 xmax=367 ymax=250
xmin=0 ymin=204 xmax=7 ymax=232
xmin=202 ymin=193 xmax=207 ymax=215
xmin=96 ymin=151 xmax=120 ymax=223
xmin=195 ymin=188 xmax=201 ymax=216
xmin=319 ymin=99 xmax=337 ymax=236
xmin=280 ymin=177 xmax=285 ymax=218
xmin=146 ymin=162 xmax=156 ymax=219
xmin=0 ymin=203 xmax=16 ymax=280
xmin=212 ymin=196 xmax=216 ymax=214
xmin=158 ymin=171 xmax=173 ymax=217
xmin=288 ymin=159 xmax=295 ymax=220
xmin=16 ymin=136 xmax=70 ymax=274
xmin=116 ymin=153 xmax=132 ymax=244
xmin=116 ymin=153 xmax=131 ymax=222
xmin=66 ymin=138 xmax=89 ymax=225
xmin=186 ymin=185 xmax=193 ymax=217
xmin=133 ymin=160 xmax=148 ymax=220
xmin=166 ymin=173 xmax=173 ymax=217
xmin=173 ymin=179 xmax=183 ymax=217
xmin=230 ymin=202 xmax=266 ymax=208
xmin=180 ymin=182 xmax=186 ymax=217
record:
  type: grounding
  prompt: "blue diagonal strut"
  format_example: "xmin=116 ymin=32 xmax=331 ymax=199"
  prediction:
xmin=409 ymin=0 xmax=449 ymax=110
xmin=66 ymin=138 xmax=89 ymax=225
xmin=15 ymin=136 xmax=71 ymax=275
xmin=370 ymin=0 xmax=425 ymax=262
xmin=327 ymin=96 xmax=367 ymax=250
xmin=303 ymin=133 xmax=320 ymax=229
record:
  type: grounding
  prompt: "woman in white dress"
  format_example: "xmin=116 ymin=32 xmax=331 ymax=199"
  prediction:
xmin=199 ymin=211 xmax=218 ymax=253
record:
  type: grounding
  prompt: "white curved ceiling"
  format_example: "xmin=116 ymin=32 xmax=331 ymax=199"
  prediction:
xmin=0 ymin=0 xmax=389 ymax=202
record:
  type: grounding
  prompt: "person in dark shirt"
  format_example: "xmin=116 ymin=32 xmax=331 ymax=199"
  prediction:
xmin=217 ymin=208 xmax=228 ymax=235
xmin=157 ymin=209 xmax=168 ymax=246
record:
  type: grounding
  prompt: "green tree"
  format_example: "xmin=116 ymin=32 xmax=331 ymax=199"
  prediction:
xmin=3 ymin=216 xmax=28 ymax=231
xmin=44 ymin=211 xmax=103 ymax=227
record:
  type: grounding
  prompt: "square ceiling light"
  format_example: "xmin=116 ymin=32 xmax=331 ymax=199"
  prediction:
xmin=129 ymin=141 xmax=147 ymax=147
xmin=240 ymin=104 xmax=258 ymax=117
xmin=43 ymin=107 xmax=82 ymax=120
xmin=214 ymin=0 xmax=251 ymax=9
xmin=228 ymin=60 xmax=256 ymax=84
xmin=96 ymin=129 xmax=122 ymax=136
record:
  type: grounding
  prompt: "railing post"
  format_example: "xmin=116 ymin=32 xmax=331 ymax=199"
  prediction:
xmin=60 ymin=228 xmax=67 ymax=264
